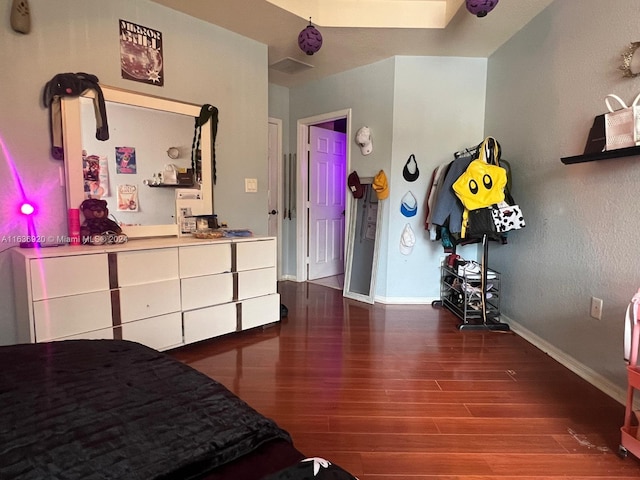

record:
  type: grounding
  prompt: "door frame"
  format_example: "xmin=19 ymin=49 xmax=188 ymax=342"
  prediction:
xmin=295 ymin=109 xmax=352 ymax=282
xmin=268 ymin=117 xmax=283 ymax=279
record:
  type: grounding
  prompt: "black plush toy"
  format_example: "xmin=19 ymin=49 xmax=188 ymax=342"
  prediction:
xmin=79 ymin=199 xmax=127 ymax=245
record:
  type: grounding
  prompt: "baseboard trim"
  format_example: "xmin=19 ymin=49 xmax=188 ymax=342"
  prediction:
xmin=375 ymin=296 xmax=439 ymax=305
xmin=278 ymin=274 xmax=298 ymax=282
xmin=501 ymin=313 xmax=627 ymax=406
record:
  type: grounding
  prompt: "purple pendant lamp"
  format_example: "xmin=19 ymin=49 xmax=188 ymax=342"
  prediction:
xmin=465 ymin=0 xmax=499 ymax=17
xmin=298 ymin=18 xmax=323 ymax=55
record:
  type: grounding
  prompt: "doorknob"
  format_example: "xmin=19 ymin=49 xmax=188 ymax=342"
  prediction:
xmin=269 ymin=209 xmax=277 ymax=215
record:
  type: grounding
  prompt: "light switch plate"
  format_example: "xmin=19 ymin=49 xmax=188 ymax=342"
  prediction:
xmin=245 ymin=178 xmax=258 ymax=193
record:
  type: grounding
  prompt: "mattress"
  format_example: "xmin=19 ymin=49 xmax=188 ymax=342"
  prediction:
xmin=0 ymin=339 xmax=299 ymax=480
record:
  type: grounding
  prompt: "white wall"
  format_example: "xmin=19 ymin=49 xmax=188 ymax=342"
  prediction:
xmin=0 ymin=0 xmax=268 ymax=344
xmin=485 ymin=0 xmax=638 ymax=394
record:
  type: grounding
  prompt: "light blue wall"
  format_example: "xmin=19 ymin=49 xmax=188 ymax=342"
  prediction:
xmin=485 ymin=0 xmax=639 ymax=395
xmin=287 ymin=58 xmax=397 ymax=286
xmin=386 ymin=56 xmax=487 ymax=301
xmin=0 ymin=0 xmax=268 ymax=344
xmin=281 ymin=56 xmax=486 ymax=300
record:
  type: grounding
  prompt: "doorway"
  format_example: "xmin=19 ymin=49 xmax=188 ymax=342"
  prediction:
xmin=295 ymin=109 xmax=352 ymax=285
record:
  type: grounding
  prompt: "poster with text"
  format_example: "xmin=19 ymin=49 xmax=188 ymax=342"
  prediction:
xmin=120 ymin=19 xmax=163 ymax=86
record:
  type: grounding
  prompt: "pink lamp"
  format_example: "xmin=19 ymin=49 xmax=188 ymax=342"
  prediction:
xmin=18 ymin=200 xmax=40 ymax=248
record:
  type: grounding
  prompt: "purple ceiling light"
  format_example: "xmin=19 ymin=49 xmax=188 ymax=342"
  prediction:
xmin=465 ymin=0 xmax=499 ymax=17
xmin=298 ymin=18 xmax=322 ymax=55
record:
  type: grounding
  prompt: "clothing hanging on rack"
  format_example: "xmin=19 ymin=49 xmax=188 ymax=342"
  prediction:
xmin=430 ymin=136 xmax=514 ymax=331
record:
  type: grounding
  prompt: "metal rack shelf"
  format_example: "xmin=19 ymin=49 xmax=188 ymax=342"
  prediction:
xmin=433 ymin=232 xmax=510 ymax=331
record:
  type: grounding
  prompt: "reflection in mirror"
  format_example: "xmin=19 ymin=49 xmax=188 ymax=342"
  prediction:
xmin=62 ymin=86 xmax=213 ymax=239
xmin=80 ymin=98 xmax=193 ymax=227
xmin=343 ymin=182 xmax=382 ymax=304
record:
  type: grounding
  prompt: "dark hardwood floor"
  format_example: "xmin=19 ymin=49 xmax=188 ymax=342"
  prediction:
xmin=170 ymin=281 xmax=640 ymax=479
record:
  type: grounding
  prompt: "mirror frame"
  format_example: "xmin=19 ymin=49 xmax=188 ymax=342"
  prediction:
xmin=61 ymin=85 xmax=213 ymax=238
xmin=343 ymin=180 xmax=382 ymax=304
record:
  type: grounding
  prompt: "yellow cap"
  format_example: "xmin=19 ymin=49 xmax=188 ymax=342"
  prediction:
xmin=372 ymin=170 xmax=389 ymax=200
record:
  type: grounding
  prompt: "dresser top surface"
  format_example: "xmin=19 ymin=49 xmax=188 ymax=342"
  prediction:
xmin=12 ymin=235 xmax=276 ymax=260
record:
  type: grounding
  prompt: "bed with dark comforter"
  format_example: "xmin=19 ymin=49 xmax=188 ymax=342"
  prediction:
xmin=0 ymin=339 xmax=305 ymax=480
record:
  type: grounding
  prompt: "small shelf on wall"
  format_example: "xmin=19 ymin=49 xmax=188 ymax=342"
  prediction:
xmin=147 ymin=183 xmax=194 ymax=188
xmin=561 ymin=145 xmax=640 ymax=164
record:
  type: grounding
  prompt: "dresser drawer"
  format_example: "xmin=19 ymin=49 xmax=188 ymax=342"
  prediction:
xmin=120 ymin=312 xmax=182 ymax=351
xmin=118 ymin=279 xmax=181 ymax=322
xmin=235 ymin=240 xmax=276 ymax=271
xmin=241 ymin=294 xmax=280 ymax=330
xmin=181 ymin=273 xmax=233 ymax=311
xmin=59 ymin=327 xmax=115 ymax=341
xmin=116 ymin=248 xmax=179 ymax=286
xmin=30 ymin=254 xmax=109 ymax=301
xmin=33 ymin=290 xmax=113 ymax=342
xmin=183 ymin=303 xmax=237 ymax=344
xmin=237 ymin=267 xmax=277 ymax=300
xmin=179 ymin=243 xmax=231 ymax=278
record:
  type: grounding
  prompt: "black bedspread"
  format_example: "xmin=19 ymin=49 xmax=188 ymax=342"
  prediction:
xmin=0 ymin=340 xmax=292 ymax=480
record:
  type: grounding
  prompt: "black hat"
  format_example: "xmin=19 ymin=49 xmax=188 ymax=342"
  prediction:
xmin=403 ymin=154 xmax=419 ymax=182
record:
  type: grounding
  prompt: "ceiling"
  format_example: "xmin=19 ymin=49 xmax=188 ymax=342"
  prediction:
xmin=149 ymin=0 xmax=553 ymax=88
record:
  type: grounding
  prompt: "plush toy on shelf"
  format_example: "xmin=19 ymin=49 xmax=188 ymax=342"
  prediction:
xmin=79 ymin=198 xmax=127 ymax=245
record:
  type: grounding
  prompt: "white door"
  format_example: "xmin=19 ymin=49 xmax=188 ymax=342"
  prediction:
xmin=267 ymin=121 xmax=279 ymax=237
xmin=267 ymin=118 xmax=282 ymax=278
xmin=308 ymin=126 xmax=346 ymax=280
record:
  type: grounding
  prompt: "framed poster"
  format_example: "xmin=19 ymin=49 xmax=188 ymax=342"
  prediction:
xmin=119 ymin=19 xmax=164 ymax=86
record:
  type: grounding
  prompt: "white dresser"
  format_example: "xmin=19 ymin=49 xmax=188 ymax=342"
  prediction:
xmin=11 ymin=236 xmax=280 ymax=351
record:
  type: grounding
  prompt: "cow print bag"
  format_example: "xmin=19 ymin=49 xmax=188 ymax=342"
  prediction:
xmin=491 ymin=203 xmax=525 ymax=233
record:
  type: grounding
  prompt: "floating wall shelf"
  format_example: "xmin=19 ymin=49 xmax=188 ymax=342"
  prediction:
xmin=561 ymin=146 xmax=640 ymax=164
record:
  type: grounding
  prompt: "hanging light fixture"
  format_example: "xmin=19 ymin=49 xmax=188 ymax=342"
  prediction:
xmin=298 ymin=18 xmax=323 ymax=55
xmin=465 ymin=0 xmax=499 ymax=17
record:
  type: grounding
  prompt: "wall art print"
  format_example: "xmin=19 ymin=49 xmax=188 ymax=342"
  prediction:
xmin=115 ymin=146 xmax=136 ymax=174
xmin=82 ymin=152 xmax=110 ymax=199
xmin=119 ymin=19 xmax=164 ymax=86
xmin=117 ymin=184 xmax=139 ymax=212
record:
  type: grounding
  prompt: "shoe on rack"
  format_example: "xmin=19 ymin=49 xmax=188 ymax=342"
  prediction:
xmin=461 ymin=282 xmax=494 ymax=298
xmin=457 ymin=261 xmax=497 ymax=280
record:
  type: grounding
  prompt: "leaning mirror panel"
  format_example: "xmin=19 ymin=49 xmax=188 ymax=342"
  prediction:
xmin=62 ymin=86 xmax=213 ymax=239
xmin=343 ymin=181 xmax=382 ymax=304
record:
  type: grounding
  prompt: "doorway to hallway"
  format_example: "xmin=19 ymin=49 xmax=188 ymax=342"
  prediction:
xmin=295 ymin=110 xmax=351 ymax=285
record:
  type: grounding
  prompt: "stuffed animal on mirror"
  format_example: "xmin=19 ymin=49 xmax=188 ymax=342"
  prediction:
xmin=466 ymin=0 xmax=499 ymax=17
xmin=79 ymin=198 xmax=127 ymax=245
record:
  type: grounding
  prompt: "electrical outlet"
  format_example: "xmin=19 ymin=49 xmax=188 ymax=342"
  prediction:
xmin=590 ymin=297 xmax=603 ymax=320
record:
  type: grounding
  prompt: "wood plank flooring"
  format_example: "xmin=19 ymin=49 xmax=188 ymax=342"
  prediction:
xmin=169 ymin=281 xmax=640 ymax=479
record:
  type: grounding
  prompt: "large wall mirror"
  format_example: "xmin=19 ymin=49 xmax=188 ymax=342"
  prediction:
xmin=61 ymin=86 xmax=213 ymax=238
xmin=343 ymin=181 xmax=382 ymax=304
